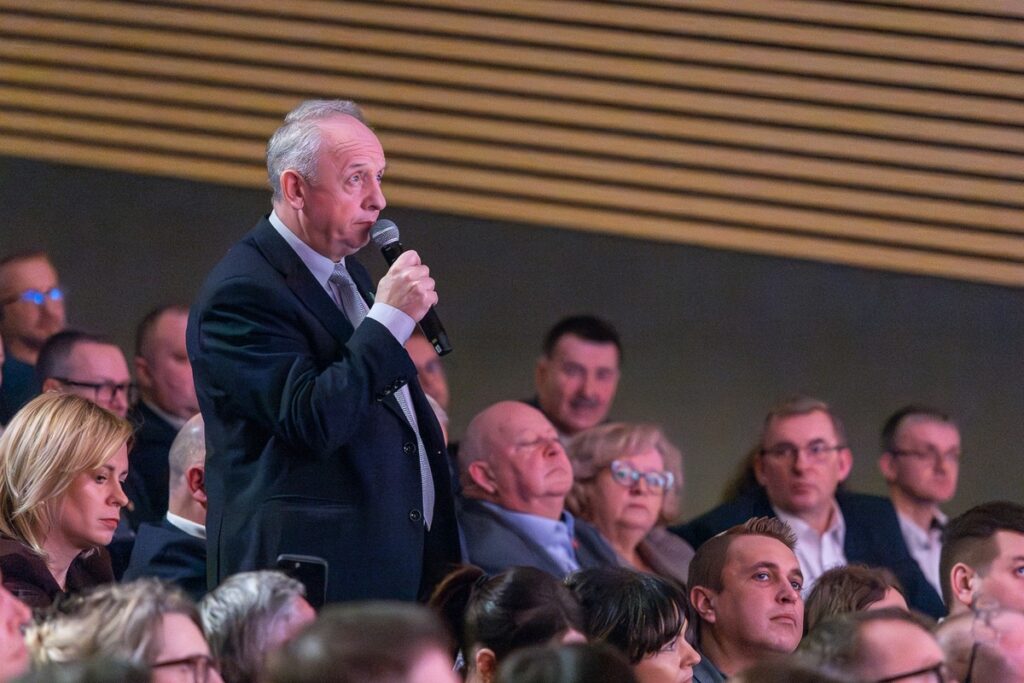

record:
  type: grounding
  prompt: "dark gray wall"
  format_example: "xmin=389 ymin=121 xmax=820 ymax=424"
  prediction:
xmin=2 ymin=156 xmax=1020 ymax=519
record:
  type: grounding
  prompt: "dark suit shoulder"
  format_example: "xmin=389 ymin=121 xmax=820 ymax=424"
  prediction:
xmin=671 ymin=490 xmax=774 ymax=549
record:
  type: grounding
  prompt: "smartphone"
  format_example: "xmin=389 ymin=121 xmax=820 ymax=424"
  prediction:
xmin=275 ymin=554 xmax=328 ymax=610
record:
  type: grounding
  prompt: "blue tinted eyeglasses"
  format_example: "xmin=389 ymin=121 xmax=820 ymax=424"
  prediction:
xmin=2 ymin=286 xmax=64 ymax=306
xmin=609 ymin=460 xmax=675 ymax=492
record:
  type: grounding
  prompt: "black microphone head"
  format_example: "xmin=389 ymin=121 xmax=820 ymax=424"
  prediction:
xmin=370 ymin=219 xmax=400 ymax=248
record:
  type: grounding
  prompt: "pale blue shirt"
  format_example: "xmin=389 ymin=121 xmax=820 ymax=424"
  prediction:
xmin=479 ymin=501 xmax=580 ymax=575
xmin=268 ymin=211 xmax=414 ymax=344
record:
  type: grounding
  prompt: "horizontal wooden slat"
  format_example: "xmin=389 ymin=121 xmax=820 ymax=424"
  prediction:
xmin=0 ymin=0 xmax=1020 ymax=287
xmin=5 ymin=131 xmax=1022 ymax=288
xmin=4 ymin=84 xmax=1020 ymax=209
xmin=6 ymin=12 xmax=1024 ymax=126
xmin=7 ymin=0 xmax=1024 ymax=100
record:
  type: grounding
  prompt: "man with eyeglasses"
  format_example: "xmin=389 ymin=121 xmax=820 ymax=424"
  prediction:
xmin=456 ymin=401 xmax=618 ymax=576
xmin=879 ymin=406 xmax=960 ymax=600
xmin=36 ymin=330 xmax=134 ymax=419
xmin=0 ymin=251 xmax=66 ymax=424
xmin=936 ymin=605 xmax=1024 ymax=683
xmin=800 ymin=607 xmax=951 ymax=683
xmin=674 ymin=396 xmax=943 ymax=618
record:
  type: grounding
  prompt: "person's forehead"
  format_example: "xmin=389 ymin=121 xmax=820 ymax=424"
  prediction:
xmin=0 ymin=257 xmax=57 ymax=292
xmin=68 ymin=342 xmax=130 ymax=375
xmin=992 ymin=530 xmax=1024 ymax=561
xmin=897 ymin=418 xmax=960 ymax=446
xmin=550 ymin=334 xmax=619 ymax=367
xmin=150 ymin=310 xmax=188 ymax=348
xmin=765 ymin=410 xmax=837 ymax=443
xmin=319 ymin=116 xmax=385 ymax=163
xmin=724 ymin=535 xmax=799 ymax=574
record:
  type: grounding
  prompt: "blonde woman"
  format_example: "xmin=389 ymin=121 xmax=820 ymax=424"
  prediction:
xmin=0 ymin=392 xmax=132 ymax=608
xmin=567 ymin=423 xmax=694 ymax=586
xmin=27 ymin=578 xmax=223 ymax=683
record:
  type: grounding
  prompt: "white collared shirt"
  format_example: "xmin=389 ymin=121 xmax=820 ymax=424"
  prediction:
xmin=774 ymin=501 xmax=847 ymax=596
xmin=166 ymin=511 xmax=206 ymax=540
xmin=268 ymin=211 xmax=414 ymax=344
xmin=897 ymin=509 xmax=946 ymax=596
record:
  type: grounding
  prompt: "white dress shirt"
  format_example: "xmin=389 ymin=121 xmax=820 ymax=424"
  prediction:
xmin=774 ymin=501 xmax=847 ymax=596
xmin=897 ymin=509 xmax=946 ymax=597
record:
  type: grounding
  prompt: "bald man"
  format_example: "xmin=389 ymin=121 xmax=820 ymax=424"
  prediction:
xmin=456 ymin=401 xmax=616 ymax=577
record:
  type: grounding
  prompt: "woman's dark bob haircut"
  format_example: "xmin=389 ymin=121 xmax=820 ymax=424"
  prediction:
xmin=565 ymin=566 xmax=687 ymax=664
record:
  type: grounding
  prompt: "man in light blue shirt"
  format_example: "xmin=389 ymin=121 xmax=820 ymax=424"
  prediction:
xmin=456 ymin=400 xmax=617 ymax=577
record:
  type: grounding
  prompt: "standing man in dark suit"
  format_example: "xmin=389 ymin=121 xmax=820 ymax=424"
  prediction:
xmin=126 ymin=304 xmax=199 ymax=529
xmin=188 ymin=99 xmax=460 ymax=603
xmin=673 ymin=396 xmax=944 ymax=618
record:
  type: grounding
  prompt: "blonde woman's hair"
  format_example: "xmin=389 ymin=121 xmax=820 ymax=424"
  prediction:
xmin=26 ymin=578 xmax=199 ymax=666
xmin=566 ymin=422 xmax=684 ymax=525
xmin=0 ymin=392 xmax=133 ymax=555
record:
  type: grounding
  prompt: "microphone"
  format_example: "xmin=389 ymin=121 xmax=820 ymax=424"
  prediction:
xmin=370 ymin=219 xmax=453 ymax=356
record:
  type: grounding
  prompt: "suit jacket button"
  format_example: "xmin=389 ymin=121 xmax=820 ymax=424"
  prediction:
xmin=403 ymin=442 xmax=415 ymax=454
xmin=409 ymin=509 xmax=422 ymax=522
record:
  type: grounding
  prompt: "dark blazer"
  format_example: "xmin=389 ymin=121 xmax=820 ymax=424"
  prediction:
xmin=0 ymin=536 xmax=113 ymax=610
xmin=671 ymin=488 xmax=945 ymax=618
xmin=124 ymin=401 xmax=178 ymax=530
xmin=188 ymin=217 xmax=461 ymax=603
xmin=0 ymin=356 xmax=38 ymax=424
xmin=458 ymin=497 xmax=618 ymax=577
xmin=123 ymin=518 xmax=207 ymax=602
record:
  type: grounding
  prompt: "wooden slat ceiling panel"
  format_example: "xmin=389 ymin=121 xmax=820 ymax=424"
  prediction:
xmin=0 ymin=0 xmax=1021 ymax=286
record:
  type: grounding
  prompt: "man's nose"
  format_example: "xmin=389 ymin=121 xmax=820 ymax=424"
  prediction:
xmin=365 ymin=177 xmax=386 ymax=212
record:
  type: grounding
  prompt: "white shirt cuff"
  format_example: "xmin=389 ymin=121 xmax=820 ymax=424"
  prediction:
xmin=367 ymin=303 xmax=415 ymax=344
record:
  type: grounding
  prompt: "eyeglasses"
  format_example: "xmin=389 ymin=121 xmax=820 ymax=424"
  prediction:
xmin=1 ymin=286 xmax=64 ymax=306
xmin=872 ymin=661 xmax=951 ymax=682
xmin=608 ymin=460 xmax=675 ymax=492
xmin=760 ymin=441 xmax=844 ymax=463
xmin=964 ymin=602 xmax=1001 ymax=683
xmin=151 ymin=654 xmax=219 ymax=683
xmin=891 ymin=449 xmax=960 ymax=466
xmin=53 ymin=378 xmax=137 ymax=404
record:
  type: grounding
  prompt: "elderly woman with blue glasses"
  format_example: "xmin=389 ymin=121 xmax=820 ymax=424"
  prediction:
xmin=566 ymin=423 xmax=694 ymax=586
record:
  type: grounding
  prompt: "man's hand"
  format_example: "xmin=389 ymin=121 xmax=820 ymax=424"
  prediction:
xmin=375 ymin=250 xmax=437 ymax=322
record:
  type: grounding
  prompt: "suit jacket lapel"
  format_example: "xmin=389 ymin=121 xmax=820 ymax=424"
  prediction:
xmin=250 ymin=218 xmax=354 ymax=348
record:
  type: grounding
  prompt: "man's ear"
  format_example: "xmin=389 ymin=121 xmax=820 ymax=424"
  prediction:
xmin=475 ymin=647 xmax=497 ymax=683
xmin=134 ymin=356 xmax=152 ymax=390
xmin=836 ymin=447 xmax=854 ymax=483
xmin=950 ymin=562 xmax=977 ymax=609
xmin=878 ymin=453 xmax=899 ymax=484
xmin=41 ymin=377 xmax=62 ymax=394
xmin=534 ymin=356 xmax=549 ymax=391
xmin=467 ymin=460 xmax=498 ymax=495
xmin=689 ymin=585 xmax=718 ymax=624
xmin=186 ymin=464 xmax=207 ymax=507
xmin=279 ymin=169 xmax=306 ymax=210
xmin=753 ymin=453 xmax=767 ymax=487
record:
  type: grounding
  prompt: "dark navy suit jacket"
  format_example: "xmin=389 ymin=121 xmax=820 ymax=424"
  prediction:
xmin=188 ymin=216 xmax=461 ymax=603
xmin=672 ymin=487 xmax=945 ymax=618
xmin=124 ymin=401 xmax=178 ymax=530
xmin=123 ymin=518 xmax=207 ymax=602
xmin=458 ymin=497 xmax=618 ymax=577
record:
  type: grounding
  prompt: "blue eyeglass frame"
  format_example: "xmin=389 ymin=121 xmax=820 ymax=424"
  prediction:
xmin=608 ymin=459 xmax=675 ymax=491
xmin=4 ymin=286 xmax=64 ymax=306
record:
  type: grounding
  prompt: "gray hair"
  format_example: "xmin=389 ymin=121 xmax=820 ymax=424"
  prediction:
xmin=266 ymin=99 xmax=365 ymax=201
xmin=27 ymin=579 xmax=199 ymax=667
xmin=200 ymin=570 xmax=308 ymax=683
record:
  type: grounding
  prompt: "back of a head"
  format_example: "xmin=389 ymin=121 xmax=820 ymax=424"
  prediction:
xmin=429 ymin=565 xmax=583 ymax=664
xmin=200 ymin=570 xmax=308 ymax=683
xmin=266 ymin=601 xmax=453 ymax=683
xmin=940 ymin=501 xmax=1024 ymax=608
xmin=731 ymin=659 xmax=854 ymax=683
xmin=167 ymin=414 xmax=206 ymax=492
xmin=496 ymin=642 xmax=637 ymax=683
xmin=27 ymin=578 xmax=198 ymax=668
xmin=804 ymin=565 xmax=905 ymax=633
xmin=799 ymin=608 xmax=938 ymax=681
xmin=13 ymin=657 xmax=151 ymax=683
xmin=937 ymin=607 xmax=1024 ymax=683
xmin=565 ymin=566 xmax=685 ymax=665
